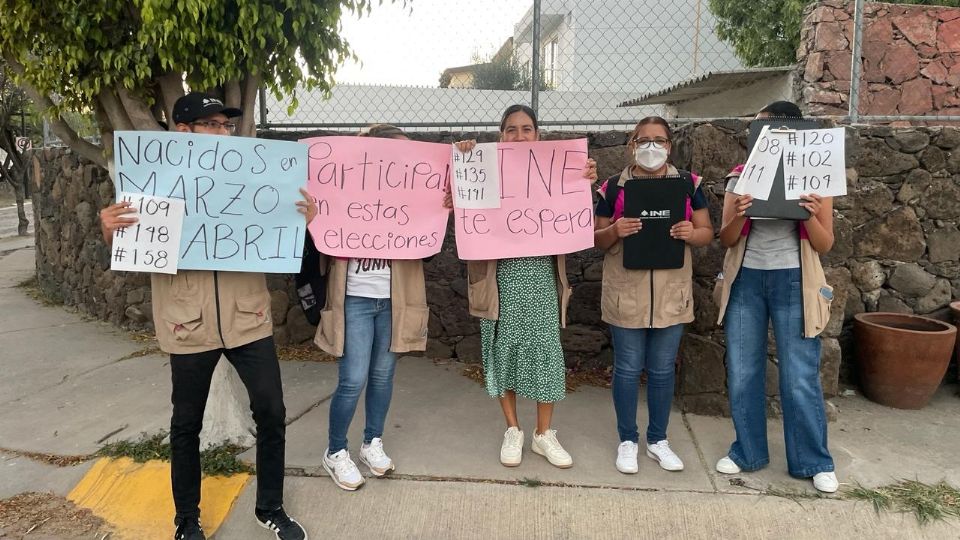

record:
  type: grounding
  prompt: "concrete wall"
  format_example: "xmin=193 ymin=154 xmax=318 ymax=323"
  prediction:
xmin=29 ymin=123 xmax=960 ymax=417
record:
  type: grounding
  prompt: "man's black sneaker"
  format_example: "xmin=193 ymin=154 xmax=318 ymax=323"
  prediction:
xmin=255 ymin=507 xmax=308 ymax=540
xmin=174 ymin=516 xmax=205 ymax=540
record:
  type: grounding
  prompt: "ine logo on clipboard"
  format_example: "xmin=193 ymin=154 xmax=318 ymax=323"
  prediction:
xmin=621 ymin=177 xmax=692 ymax=270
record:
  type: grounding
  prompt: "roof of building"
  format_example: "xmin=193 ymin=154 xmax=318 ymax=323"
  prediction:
xmin=619 ymin=67 xmax=794 ymax=107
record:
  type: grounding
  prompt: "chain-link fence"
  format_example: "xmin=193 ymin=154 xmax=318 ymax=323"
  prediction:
xmin=259 ymin=0 xmax=790 ymax=131
xmin=258 ymin=0 xmax=960 ymax=130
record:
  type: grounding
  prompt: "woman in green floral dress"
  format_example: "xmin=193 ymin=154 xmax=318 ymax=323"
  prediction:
xmin=455 ymin=104 xmax=597 ymax=469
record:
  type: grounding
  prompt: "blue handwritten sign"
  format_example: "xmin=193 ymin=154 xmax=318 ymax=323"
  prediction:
xmin=113 ymin=131 xmax=308 ymax=273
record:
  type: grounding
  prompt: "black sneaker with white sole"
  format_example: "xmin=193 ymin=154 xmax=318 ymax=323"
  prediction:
xmin=255 ymin=507 xmax=308 ymax=540
xmin=173 ymin=516 xmax=205 ymax=540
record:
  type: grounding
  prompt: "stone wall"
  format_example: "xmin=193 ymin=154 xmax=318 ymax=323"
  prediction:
xmin=30 ymin=123 xmax=960 ymax=417
xmin=800 ymin=0 xmax=960 ymax=118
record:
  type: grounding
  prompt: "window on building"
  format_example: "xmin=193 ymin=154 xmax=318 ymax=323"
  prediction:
xmin=543 ymin=37 xmax=559 ymax=88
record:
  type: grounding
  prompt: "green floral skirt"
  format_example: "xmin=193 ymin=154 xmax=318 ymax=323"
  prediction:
xmin=480 ymin=256 xmax=566 ymax=402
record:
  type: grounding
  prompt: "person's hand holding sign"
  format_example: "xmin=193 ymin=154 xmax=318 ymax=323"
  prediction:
xmin=99 ymin=201 xmax=138 ymax=246
xmin=669 ymin=220 xmax=694 ymax=240
xmin=583 ymin=158 xmax=598 ymax=183
xmin=614 ymin=217 xmax=642 ymax=237
xmin=734 ymin=194 xmax=753 ymax=217
xmin=297 ymin=187 xmax=319 ymax=224
xmin=799 ymin=193 xmax=824 ymax=217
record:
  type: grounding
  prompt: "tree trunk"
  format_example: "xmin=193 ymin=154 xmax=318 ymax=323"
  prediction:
xmin=14 ymin=167 xmax=26 ymax=235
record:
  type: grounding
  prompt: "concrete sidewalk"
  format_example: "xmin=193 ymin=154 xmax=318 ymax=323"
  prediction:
xmin=1 ymin=235 xmax=959 ymax=539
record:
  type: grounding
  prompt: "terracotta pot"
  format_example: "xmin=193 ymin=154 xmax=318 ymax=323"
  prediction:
xmin=854 ymin=312 xmax=956 ymax=410
xmin=952 ymin=301 xmax=960 ymax=377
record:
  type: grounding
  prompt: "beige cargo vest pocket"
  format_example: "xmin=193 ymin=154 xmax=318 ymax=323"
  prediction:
xmin=804 ymin=283 xmax=833 ymax=336
xmin=467 ymin=263 xmax=493 ymax=314
xmin=163 ymin=301 xmax=205 ymax=346
xmin=234 ymin=291 xmax=271 ymax=334
xmin=399 ymin=305 xmax=430 ymax=345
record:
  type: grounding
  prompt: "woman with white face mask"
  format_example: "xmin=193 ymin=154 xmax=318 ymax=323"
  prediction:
xmin=593 ymin=116 xmax=713 ymax=476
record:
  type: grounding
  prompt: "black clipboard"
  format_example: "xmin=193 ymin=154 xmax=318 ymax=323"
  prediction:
xmin=622 ymin=177 xmax=692 ymax=270
xmin=741 ymin=118 xmax=821 ymax=221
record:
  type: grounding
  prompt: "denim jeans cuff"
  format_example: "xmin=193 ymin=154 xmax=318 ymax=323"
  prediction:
xmin=729 ymin=453 xmax=769 ymax=472
xmin=789 ymin=464 xmax=835 ymax=479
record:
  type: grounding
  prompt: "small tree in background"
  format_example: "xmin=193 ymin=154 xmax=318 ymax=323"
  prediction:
xmin=709 ymin=0 xmax=960 ymax=68
xmin=0 ymin=0 xmax=402 ymax=447
xmin=0 ymin=62 xmax=38 ymax=234
xmin=0 ymin=0 xmax=401 ymax=169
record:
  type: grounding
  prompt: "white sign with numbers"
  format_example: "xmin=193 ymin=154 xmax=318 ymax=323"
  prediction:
xmin=110 ymin=193 xmax=185 ymax=274
xmin=451 ymin=142 xmax=500 ymax=209
xmin=732 ymin=125 xmax=787 ymax=201
xmin=781 ymin=128 xmax=847 ymax=199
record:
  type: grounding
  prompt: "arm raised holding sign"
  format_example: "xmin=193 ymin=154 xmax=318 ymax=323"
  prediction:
xmin=312 ymin=124 xmax=439 ymax=489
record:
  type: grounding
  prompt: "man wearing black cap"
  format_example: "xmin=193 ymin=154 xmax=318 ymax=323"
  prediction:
xmin=99 ymin=92 xmax=312 ymax=540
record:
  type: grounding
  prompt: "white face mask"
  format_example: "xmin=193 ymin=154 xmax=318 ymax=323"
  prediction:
xmin=634 ymin=144 xmax=669 ymax=172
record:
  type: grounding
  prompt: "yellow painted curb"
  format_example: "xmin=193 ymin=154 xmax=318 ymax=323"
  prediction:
xmin=68 ymin=457 xmax=250 ymax=540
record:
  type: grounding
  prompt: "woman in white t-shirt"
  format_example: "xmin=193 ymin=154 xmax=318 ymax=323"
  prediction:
xmin=316 ymin=124 xmax=436 ymax=491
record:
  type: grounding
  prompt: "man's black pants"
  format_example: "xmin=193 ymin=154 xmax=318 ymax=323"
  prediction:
xmin=169 ymin=336 xmax=285 ymax=519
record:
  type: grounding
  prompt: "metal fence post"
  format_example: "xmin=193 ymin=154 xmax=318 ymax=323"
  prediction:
xmin=848 ymin=0 xmax=865 ymax=123
xmin=258 ymin=84 xmax=268 ymax=129
xmin=530 ymin=0 xmax=542 ymax=115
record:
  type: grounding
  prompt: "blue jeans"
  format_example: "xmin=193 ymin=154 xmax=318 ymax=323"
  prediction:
xmin=610 ymin=324 xmax=685 ymax=444
xmin=725 ymin=267 xmax=834 ymax=478
xmin=328 ymin=296 xmax=396 ymax=454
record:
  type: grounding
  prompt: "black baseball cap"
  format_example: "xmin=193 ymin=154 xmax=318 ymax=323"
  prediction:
xmin=172 ymin=92 xmax=242 ymax=124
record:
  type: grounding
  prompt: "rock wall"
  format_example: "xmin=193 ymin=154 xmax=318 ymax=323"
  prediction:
xmin=800 ymin=0 xmax=960 ymax=119
xmin=30 ymin=123 xmax=960 ymax=417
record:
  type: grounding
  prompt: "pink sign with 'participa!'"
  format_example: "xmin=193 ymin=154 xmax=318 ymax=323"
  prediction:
xmin=302 ymin=136 xmax=451 ymax=259
xmin=454 ymin=139 xmax=594 ymax=260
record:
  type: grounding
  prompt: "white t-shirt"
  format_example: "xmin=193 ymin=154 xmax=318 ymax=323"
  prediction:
xmin=346 ymin=258 xmax=392 ymax=298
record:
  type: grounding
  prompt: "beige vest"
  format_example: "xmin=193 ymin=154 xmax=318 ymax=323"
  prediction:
xmin=313 ymin=258 xmax=429 ymax=357
xmin=599 ymin=166 xmax=698 ymax=329
xmin=466 ymin=256 xmax=571 ymax=328
xmin=151 ymin=271 xmax=273 ymax=354
xmin=715 ymin=235 xmax=833 ymax=338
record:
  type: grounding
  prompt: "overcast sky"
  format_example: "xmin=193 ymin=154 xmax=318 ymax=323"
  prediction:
xmin=333 ymin=0 xmax=532 ymax=87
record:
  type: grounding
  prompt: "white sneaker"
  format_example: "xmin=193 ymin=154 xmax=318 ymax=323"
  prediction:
xmin=500 ymin=427 xmax=524 ymax=467
xmin=616 ymin=441 xmax=639 ymax=474
xmin=813 ymin=471 xmax=839 ymax=493
xmin=359 ymin=438 xmax=395 ymax=477
xmin=646 ymin=440 xmax=684 ymax=471
xmin=716 ymin=456 xmax=741 ymax=474
xmin=322 ymin=448 xmax=364 ymax=491
xmin=531 ymin=430 xmax=573 ymax=469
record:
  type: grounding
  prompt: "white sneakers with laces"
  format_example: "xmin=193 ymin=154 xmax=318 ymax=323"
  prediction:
xmin=322 ymin=448 xmax=365 ymax=491
xmin=616 ymin=441 xmax=639 ymax=474
xmin=500 ymin=427 xmax=524 ymax=467
xmin=531 ymin=429 xmax=573 ymax=468
xmin=359 ymin=438 xmax=395 ymax=476
xmin=646 ymin=440 xmax=684 ymax=471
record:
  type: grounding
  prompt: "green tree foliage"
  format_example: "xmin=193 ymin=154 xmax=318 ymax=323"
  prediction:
xmin=709 ymin=0 xmax=960 ymax=68
xmin=469 ymin=51 xmax=550 ymax=91
xmin=0 ymin=0 xmax=399 ymax=167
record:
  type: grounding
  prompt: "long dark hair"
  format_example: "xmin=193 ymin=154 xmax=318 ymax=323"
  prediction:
xmin=499 ymin=104 xmax=539 ymax=132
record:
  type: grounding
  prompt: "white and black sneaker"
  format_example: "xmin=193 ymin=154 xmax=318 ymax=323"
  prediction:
xmin=174 ymin=516 xmax=205 ymax=540
xmin=255 ymin=507 xmax=308 ymax=540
